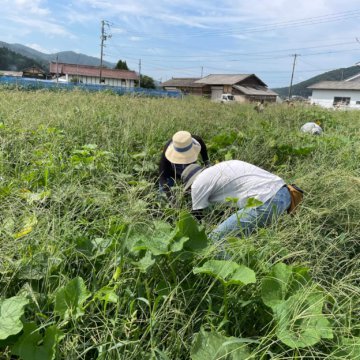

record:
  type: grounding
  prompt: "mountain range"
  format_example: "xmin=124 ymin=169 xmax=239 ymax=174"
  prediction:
xmin=1 ymin=41 xmax=360 ymax=97
xmin=0 ymin=41 xmax=115 ymax=70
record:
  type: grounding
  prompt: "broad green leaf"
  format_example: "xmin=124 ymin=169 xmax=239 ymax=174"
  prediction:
xmin=261 ymin=262 xmax=293 ymax=308
xmin=132 ymin=251 xmax=156 ymax=273
xmin=261 ymin=263 xmax=311 ymax=309
xmin=54 ymin=277 xmax=91 ymax=320
xmin=244 ymin=197 xmax=263 ymax=209
xmin=210 ymin=131 xmax=238 ymax=148
xmin=12 ymin=323 xmax=64 ymax=360
xmin=0 ymin=296 xmax=29 ymax=340
xmin=128 ymin=221 xmax=189 ymax=256
xmin=274 ymin=290 xmax=333 ymax=348
xmin=175 ymin=211 xmax=210 ymax=252
xmin=94 ymin=286 xmax=119 ymax=304
xmin=191 ymin=328 xmax=252 ymax=360
xmin=193 ymin=260 xmax=256 ymax=286
xmin=332 ymin=336 xmax=360 ymax=358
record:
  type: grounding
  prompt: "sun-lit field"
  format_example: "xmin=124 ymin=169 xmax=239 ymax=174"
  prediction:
xmin=0 ymin=88 xmax=359 ymax=359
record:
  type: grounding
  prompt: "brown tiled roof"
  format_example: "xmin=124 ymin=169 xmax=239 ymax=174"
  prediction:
xmin=233 ymin=85 xmax=278 ymax=96
xmin=161 ymin=77 xmax=203 ymax=87
xmin=49 ymin=62 xmax=139 ymax=80
xmin=23 ymin=66 xmax=46 ymax=74
xmin=194 ymin=74 xmax=266 ymax=86
xmin=308 ymin=81 xmax=360 ymax=90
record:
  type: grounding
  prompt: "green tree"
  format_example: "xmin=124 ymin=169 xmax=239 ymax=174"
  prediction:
xmin=136 ymin=74 xmax=156 ymax=89
xmin=114 ymin=60 xmax=129 ymax=70
xmin=0 ymin=47 xmax=46 ymax=72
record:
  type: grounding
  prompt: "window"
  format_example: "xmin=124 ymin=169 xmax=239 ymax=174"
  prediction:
xmin=333 ymin=97 xmax=350 ymax=106
xmin=356 ymin=101 xmax=360 ymax=105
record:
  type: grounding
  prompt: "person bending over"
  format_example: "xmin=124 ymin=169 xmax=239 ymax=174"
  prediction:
xmin=181 ymin=160 xmax=293 ymax=240
xmin=159 ymin=130 xmax=210 ymax=198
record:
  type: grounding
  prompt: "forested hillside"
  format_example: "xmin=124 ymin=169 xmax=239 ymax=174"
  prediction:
xmin=273 ymin=65 xmax=360 ymax=98
xmin=0 ymin=47 xmax=46 ymax=72
xmin=0 ymin=41 xmax=114 ymax=69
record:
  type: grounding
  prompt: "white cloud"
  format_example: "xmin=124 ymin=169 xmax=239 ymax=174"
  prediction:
xmin=14 ymin=0 xmax=50 ymax=16
xmin=26 ymin=43 xmax=52 ymax=54
xmin=11 ymin=16 xmax=76 ymax=38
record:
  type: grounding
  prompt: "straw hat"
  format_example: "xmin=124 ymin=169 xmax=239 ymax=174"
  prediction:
xmin=165 ymin=131 xmax=201 ymax=164
xmin=181 ymin=163 xmax=204 ymax=190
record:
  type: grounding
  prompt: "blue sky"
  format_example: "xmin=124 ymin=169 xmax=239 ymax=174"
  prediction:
xmin=1 ymin=0 xmax=360 ymax=87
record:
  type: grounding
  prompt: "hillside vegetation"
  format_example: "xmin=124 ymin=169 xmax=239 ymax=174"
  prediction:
xmin=0 ymin=47 xmax=46 ymax=72
xmin=273 ymin=65 xmax=360 ymax=98
xmin=0 ymin=88 xmax=359 ymax=359
xmin=0 ymin=41 xmax=115 ymax=68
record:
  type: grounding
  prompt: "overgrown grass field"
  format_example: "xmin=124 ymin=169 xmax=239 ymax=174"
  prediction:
xmin=0 ymin=88 xmax=359 ymax=359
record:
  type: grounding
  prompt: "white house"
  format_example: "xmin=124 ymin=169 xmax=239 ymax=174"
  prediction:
xmin=308 ymin=75 xmax=360 ymax=109
xmin=49 ymin=62 xmax=139 ymax=87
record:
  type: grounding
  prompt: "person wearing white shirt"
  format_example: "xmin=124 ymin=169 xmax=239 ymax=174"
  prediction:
xmin=181 ymin=160 xmax=291 ymax=240
xmin=300 ymin=122 xmax=323 ymax=135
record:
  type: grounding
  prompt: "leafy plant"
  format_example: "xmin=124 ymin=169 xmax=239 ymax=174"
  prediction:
xmin=261 ymin=263 xmax=333 ymax=348
xmin=12 ymin=323 xmax=64 ymax=360
xmin=191 ymin=328 xmax=254 ymax=360
xmin=194 ymin=260 xmax=256 ymax=323
xmin=54 ymin=277 xmax=91 ymax=321
xmin=0 ymin=296 xmax=29 ymax=340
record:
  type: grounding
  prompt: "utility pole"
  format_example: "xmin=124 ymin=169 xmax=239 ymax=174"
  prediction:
xmin=201 ymin=66 xmax=203 ymax=78
xmin=288 ymin=54 xmax=299 ymax=100
xmin=99 ymin=20 xmax=111 ymax=84
xmin=56 ymin=55 xmax=59 ymax=84
xmin=138 ymin=59 xmax=141 ymax=88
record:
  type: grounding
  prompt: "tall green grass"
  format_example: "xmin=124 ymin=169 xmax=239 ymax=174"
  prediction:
xmin=0 ymin=88 xmax=359 ymax=359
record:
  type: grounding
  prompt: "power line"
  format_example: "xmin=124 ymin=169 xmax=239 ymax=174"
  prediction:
xmin=109 ymin=9 xmax=360 ymax=40
xmin=106 ymin=40 xmax=359 ymax=60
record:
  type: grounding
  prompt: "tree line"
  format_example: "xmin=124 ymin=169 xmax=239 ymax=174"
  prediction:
xmin=0 ymin=47 xmax=46 ymax=72
xmin=115 ymin=59 xmax=156 ymax=89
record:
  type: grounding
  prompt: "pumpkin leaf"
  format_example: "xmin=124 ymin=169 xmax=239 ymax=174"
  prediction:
xmin=191 ymin=328 xmax=253 ymax=360
xmin=193 ymin=260 xmax=256 ymax=287
xmin=54 ymin=277 xmax=91 ymax=320
xmin=12 ymin=323 xmax=64 ymax=360
xmin=274 ymin=290 xmax=333 ymax=348
xmin=0 ymin=296 xmax=29 ymax=340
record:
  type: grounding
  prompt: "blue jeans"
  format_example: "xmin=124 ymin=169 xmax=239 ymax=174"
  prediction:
xmin=209 ymin=186 xmax=291 ymax=241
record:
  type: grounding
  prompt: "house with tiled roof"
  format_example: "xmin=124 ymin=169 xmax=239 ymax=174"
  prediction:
xmin=308 ymin=73 xmax=360 ymax=108
xmin=49 ymin=62 xmax=139 ymax=87
xmin=161 ymin=74 xmax=277 ymax=102
xmin=161 ymin=77 xmax=209 ymax=96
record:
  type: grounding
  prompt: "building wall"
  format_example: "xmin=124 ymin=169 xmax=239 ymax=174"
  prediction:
xmin=311 ymin=89 xmax=360 ymax=108
xmin=210 ymin=86 xmax=224 ymax=100
xmin=62 ymin=74 xmax=134 ymax=87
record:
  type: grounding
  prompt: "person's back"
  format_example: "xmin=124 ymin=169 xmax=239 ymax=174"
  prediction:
xmin=181 ymin=160 xmax=292 ymax=240
xmin=300 ymin=122 xmax=323 ymax=135
xmin=189 ymin=160 xmax=285 ymax=210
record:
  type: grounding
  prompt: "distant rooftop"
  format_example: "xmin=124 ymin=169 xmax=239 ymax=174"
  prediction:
xmin=49 ymin=62 xmax=139 ymax=80
xmin=308 ymin=81 xmax=360 ymax=90
xmin=161 ymin=77 xmax=202 ymax=87
xmin=194 ymin=74 xmax=266 ymax=86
